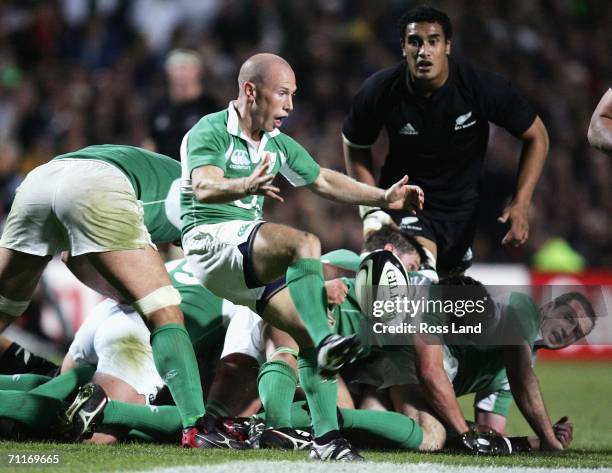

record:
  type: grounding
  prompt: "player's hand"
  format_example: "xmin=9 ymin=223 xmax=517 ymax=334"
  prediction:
xmin=359 ymin=205 xmax=398 ymax=237
xmin=498 ymin=201 xmax=529 ymax=247
xmin=553 ymin=416 xmax=573 ymax=448
xmin=383 ymin=175 xmax=424 ymax=213
xmin=244 ymin=154 xmax=283 ymax=202
xmin=324 ymin=279 xmax=349 ymax=306
xmin=539 ymin=436 xmax=565 ymax=452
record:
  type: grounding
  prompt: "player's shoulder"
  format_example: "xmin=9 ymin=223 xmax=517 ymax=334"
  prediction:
xmin=451 ymin=55 xmax=513 ymax=95
xmin=191 ymin=109 xmax=228 ymax=132
xmin=360 ymin=62 xmax=406 ymax=94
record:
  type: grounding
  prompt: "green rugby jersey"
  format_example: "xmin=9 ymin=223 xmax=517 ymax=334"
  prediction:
xmin=449 ymin=292 xmax=540 ymax=398
xmin=329 ymin=278 xmax=364 ymax=338
xmin=180 ymin=103 xmax=320 ymax=233
xmin=166 ymin=259 xmax=227 ymax=360
xmin=55 ymin=145 xmax=181 ymax=243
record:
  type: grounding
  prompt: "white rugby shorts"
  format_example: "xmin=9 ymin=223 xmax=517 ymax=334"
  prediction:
xmin=182 ymin=220 xmax=265 ymax=310
xmin=0 ymin=159 xmax=151 ymax=256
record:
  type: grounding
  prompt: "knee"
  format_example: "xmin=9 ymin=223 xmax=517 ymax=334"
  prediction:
xmin=293 ymin=232 xmax=321 ymax=260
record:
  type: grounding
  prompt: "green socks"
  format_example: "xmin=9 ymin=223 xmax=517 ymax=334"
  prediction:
xmin=298 ymin=349 xmax=338 ymax=438
xmin=257 ymin=360 xmax=297 ymax=428
xmin=0 ymin=389 xmax=63 ymax=427
xmin=102 ymin=401 xmax=182 ymax=439
xmin=0 ymin=373 xmax=51 ymax=391
xmin=0 ymin=365 xmax=95 ymax=429
xmin=339 ymin=407 xmax=423 ymax=449
xmin=286 ymin=259 xmax=331 ymax=346
xmin=30 ymin=365 xmax=95 ymax=398
xmin=150 ymin=323 xmax=204 ymax=428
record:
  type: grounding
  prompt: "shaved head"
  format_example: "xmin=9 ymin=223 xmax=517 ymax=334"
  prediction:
xmin=238 ymin=53 xmax=293 ymax=88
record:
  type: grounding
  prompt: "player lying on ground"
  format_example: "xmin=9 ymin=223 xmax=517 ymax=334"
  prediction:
xmin=0 ymin=145 xmax=217 ymax=445
xmin=352 ymin=268 xmax=596 ymax=454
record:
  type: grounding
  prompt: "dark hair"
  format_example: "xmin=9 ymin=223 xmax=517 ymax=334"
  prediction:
xmin=398 ymin=5 xmax=453 ymax=44
xmin=363 ymin=226 xmax=419 ymax=256
xmin=438 ymin=275 xmax=495 ymax=319
xmin=554 ymin=292 xmax=597 ymax=326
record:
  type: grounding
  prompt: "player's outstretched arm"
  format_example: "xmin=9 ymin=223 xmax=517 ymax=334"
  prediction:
xmin=503 ymin=344 xmax=564 ymax=451
xmin=191 ymin=154 xmax=283 ymax=203
xmin=588 ymin=88 xmax=612 ymax=156
xmin=498 ymin=116 xmax=549 ymax=247
xmin=414 ymin=337 xmax=469 ymax=435
xmin=308 ymin=168 xmax=424 ymax=212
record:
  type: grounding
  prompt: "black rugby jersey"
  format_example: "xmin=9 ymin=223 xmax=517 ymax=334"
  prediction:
xmin=343 ymin=56 xmax=536 ymax=219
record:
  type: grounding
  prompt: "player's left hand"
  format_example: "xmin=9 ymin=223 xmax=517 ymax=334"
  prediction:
xmin=553 ymin=416 xmax=573 ymax=448
xmin=384 ymin=175 xmax=424 ymax=213
xmin=498 ymin=201 xmax=529 ymax=247
xmin=325 ymin=279 xmax=349 ymax=306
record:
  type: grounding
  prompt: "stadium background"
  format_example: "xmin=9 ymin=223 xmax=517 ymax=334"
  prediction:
xmin=0 ymin=1 xmax=610 ymax=358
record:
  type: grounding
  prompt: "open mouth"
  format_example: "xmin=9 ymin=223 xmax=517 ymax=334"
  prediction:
xmin=416 ymin=61 xmax=433 ymax=72
xmin=274 ymin=117 xmax=285 ymax=128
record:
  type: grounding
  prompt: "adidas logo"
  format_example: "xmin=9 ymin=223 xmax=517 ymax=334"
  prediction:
xmin=398 ymin=122 xmax=418 ymax=135
xmin=454 ymin=111 xmax=476 ymax=130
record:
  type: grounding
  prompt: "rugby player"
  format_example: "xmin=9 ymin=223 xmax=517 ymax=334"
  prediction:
xmin=180 ymin=52 xmax=423 ymax=460
xmin=588 ymin=88 xmax=612 ymax=156
xmin=0 ymin=145 xmax=210 ymax=445
xmin=343 ymin=5 xmax=549 ymax=276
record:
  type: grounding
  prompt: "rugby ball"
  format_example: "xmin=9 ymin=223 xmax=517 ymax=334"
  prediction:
xmin=355 ymin=250 xmax=409 ymax=322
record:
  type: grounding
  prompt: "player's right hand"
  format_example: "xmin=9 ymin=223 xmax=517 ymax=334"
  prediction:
xmin=324 ymin=279 xmax=349 ymax=306
xmin=244 ymin=154 xmax=283 ymax=202
xmin=553 ymin=416 xmax=573 ymax=448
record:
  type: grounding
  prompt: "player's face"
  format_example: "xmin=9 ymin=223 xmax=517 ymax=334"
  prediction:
xmin=255 ymin=65 xmax=296 ymax=132
xmin=540 ymin=298 xmax=594 ymax=349
xmin=397 ymin=251 xmax=421 ymax=272
xmin=402 ymin=22 xmax=450 ymax=85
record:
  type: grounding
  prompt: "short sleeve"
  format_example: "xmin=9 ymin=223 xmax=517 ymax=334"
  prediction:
xmin=342 ymin=74 xmax=387 ymax=147
xmin=477 ymin=71 xmax=537 ymax=137
xmin=278 ymin=135 xmax=321 ymax=187
xmin=185 ymin=116 xmax=229 ymax=175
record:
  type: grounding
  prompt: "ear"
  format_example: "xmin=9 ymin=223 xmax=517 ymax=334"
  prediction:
xmin=383 ymin=243 xmax=395 ymax=253
xmin=400 ymin=40 xmax=406 ymax=57
xmin=445 ymin=40 xmax=452 ymax=55
xmin=243 ymin=81 xmax=257 ymax=102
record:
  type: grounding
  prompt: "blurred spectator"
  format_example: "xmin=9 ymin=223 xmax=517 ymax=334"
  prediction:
xmin=143 ymin=49 xmax=219 ymax=160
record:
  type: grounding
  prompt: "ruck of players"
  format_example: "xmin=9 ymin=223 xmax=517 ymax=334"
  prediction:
xmin=0 ymin=4 xmax=606 ymax=464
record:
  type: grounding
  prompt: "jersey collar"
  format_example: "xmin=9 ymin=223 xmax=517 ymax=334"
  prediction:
xmin=226 ymin=102 xmax=281 ymax=140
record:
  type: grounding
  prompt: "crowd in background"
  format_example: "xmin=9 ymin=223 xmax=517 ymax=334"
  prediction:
xmin=0 ymin=0 xmax=610 ymax=267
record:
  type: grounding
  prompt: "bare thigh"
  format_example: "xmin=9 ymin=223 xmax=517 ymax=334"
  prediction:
xmin=251 ymin=223 xmax=320 ymax=284
xmin=81 ymin=246 xmax=182 ymax=328
xmin=0 ymin=248 xmax=51 ymax=331
xmin=261 ymin=288 xmax=313 ymax=349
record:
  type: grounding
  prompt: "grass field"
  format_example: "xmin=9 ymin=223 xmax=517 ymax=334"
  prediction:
xmin=0 ymin=361 xmax=610 ymax=473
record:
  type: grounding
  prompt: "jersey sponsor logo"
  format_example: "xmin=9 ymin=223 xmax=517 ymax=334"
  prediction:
xmin=454 ymin=111 xmax=477 ymax=130
xmin=398 ymin=122 xmax=419 ymax=135
xmin=229 ymin=149 xmax=251 ymax=169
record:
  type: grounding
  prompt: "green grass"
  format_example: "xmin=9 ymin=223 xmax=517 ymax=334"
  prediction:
xmin=0 ymin=361 xmax=610 ymax=472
